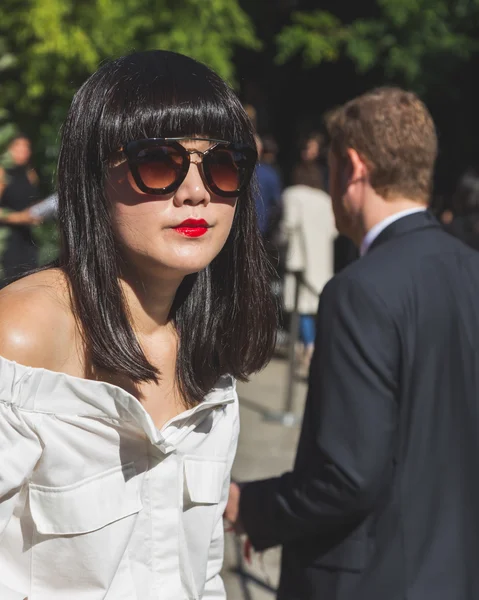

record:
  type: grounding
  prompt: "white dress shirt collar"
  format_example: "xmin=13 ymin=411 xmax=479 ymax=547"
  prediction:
xmin=360 ymin=207 xmax=427 ymax=257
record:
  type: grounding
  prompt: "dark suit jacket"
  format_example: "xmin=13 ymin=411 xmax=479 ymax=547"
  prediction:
xmin=333 ymin=234 xmax=359 ymax=274
xmin=240 ymin=211 xmax=479 ymax=600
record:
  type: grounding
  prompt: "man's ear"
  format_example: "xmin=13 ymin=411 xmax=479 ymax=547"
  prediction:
xmin=346 ymin=147 xmax=368 ymax=183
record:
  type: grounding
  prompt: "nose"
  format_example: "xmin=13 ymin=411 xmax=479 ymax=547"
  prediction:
xmin=173 ymin=160 xmax=211 ymax=207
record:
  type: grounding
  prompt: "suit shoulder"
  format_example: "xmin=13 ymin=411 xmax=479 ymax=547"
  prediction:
xmin=333 ymin=226 xmax=479 ymax=305
xmin=0 ymin=269 xmax=76 ymax=368
xmin=322 ymin=267 xmax=387 ymax=308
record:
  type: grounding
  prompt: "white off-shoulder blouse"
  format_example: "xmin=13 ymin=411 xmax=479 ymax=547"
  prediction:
xmin=0 ymin=355 xmax=239 ymax=600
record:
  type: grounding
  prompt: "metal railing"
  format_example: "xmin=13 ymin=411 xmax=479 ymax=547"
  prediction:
xmin=263 ymin=270 xmax=320 ymax=427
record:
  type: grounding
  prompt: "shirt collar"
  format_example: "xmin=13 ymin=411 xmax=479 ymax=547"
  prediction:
xmin=360 ymin=207 xmax=427 ymax=257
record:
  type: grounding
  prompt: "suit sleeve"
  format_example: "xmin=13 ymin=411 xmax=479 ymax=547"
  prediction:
xmin=240 ymin=275 xmax=399 ymax=550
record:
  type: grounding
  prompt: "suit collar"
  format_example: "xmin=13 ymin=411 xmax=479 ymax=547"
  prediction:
xmin=361 ymin=207 xmax=427 ymax=256
xmin=368 ymin=209 xmax=440 ymax=254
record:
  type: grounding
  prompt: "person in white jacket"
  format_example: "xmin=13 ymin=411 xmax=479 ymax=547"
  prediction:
xmin=281 ymin=184 xmax=337 ymax=369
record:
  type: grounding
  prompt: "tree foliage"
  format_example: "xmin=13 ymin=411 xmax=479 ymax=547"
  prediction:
xmin=0 ymin=38 xmax=17 ymax=153
xmin=0 ymin=0 xmax=260 ymax=170
xmin=276 ymin=0 xmax=479 ymax=90
xmin=0 ymin=0 xmax=261 ymax=264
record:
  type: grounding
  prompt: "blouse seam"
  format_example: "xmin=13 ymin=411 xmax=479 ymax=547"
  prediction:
xmin=15 ymin=369 xmax=36 ymax=399
xmin=29 ymin=369 xmax=44 ymax=411
xmin=0 ymin=400 xmax=128 ymax=421
xmin=0 ymin=396 xmax=236 ymax=419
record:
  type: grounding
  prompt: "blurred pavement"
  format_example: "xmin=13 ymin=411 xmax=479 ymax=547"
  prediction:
xmin=222 ymin=356 xmax=308 ymax=600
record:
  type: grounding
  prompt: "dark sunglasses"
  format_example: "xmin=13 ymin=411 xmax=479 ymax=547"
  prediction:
xmin=119 ymin=137 xmax=257 ymax=198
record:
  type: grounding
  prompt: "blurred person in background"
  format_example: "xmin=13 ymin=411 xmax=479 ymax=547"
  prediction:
xmin=254 ymin=134 xmax=284 ymax=337
xmin=0 ymin=50 xmax=276 ymax=600
xmin=226 ymin=87 xmax=479 ymax=600
xmin=443 ymin=167 xmax=479 ymax=250
xmin=0 ymin=134 xmax=40 ymax=284
xmin=0 ymin=192 xmax=58 ymax=226
xmin=260 ymin=134 xmax=289 ymax=335
xmin=292 ymin=132 xmax=328 ymax=191
xmin=281 ymin=181 xmax=336 ymax=373
xmin=260 ymin=134 xmax=283 ymax=183
xmin=254 ymin=134 xmax=282 ymax=242
xmin=243 ymin=103 xmax=257 ymax=130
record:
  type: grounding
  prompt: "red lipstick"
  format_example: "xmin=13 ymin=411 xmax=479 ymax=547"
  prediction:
xmin=173 ymin=218 xmax=209 ymax=238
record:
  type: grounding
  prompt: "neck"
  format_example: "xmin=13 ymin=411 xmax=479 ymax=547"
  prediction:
xmin=120 ymin=268 xmax=183 ymax=337
xmin=353 ymin=197 xmax=426 ymax=247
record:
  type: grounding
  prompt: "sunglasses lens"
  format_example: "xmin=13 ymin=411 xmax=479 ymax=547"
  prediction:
xmin=207 ymin=149 xmax=243 ymax=193
xmin=136 ymin=146 xmax=183 ymax=191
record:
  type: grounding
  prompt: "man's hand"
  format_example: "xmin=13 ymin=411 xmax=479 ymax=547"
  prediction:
xmin=225 ymin=482 xmax=253 ymax=562
xmin=224 ymin=481 xmax=244 ymax=534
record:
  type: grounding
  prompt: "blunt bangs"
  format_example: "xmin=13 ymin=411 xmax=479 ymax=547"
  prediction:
xmin=94 ymin=51 xmax=255 ymax=164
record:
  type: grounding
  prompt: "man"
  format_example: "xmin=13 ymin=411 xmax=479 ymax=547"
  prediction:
xmin=225 ymin=87 xmax=479 ymax=599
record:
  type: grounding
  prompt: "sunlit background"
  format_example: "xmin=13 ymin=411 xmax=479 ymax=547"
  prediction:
xmin=1 ymin=0 xmax=478 ymax=264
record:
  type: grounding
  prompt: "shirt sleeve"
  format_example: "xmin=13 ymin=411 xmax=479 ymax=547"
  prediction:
xmin=0 ymin=402 xmax=43 ymax=600
xmin=28 ymin=194 xmax=58 ymax=220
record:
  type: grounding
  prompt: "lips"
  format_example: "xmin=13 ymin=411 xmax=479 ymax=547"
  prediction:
xmin=173 ymin=218 xmax=209 ymax=238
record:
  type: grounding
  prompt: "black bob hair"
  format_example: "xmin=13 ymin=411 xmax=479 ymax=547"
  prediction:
xmin=57 ymin=50 xmax=277 ymax=405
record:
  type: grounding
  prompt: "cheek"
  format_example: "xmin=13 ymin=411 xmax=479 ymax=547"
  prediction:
xmin=212 ymin=201 xmax=237 ymax=237
xmin=110 ymin=201 xmax=168 ymax=250
xmin=329 ymin=171 xmax=343 ymax=209
xmin=110 ymin=198 xmax=237 ymax=270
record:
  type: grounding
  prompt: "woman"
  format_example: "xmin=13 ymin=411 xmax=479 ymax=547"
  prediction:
xmin=0 ymin=50 xmax=276 ymax=600
xmin=0 ymin=134 xmax=40 ymax=284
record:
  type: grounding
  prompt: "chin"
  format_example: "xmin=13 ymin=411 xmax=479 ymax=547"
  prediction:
xmin=170 ymin=240 xmax=227 ymax=271
xmin=150 ymin=253 xmax=216 ymax=277
xmin=126 ymin=239 xmax=226 ymax=278
xmin=172 ymin=260 xmax=211 ymax=276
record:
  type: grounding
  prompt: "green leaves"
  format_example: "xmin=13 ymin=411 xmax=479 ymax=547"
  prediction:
xmin=144 ymin=0 xmax=261 ymax=85
xmin=275 ymin=0 xmax=479 ymax=89
xmin=3 ymin=0 xmax=479 ymax=168
xmin=0 ymin=0 xmax=261 ymax=164
xmin=0 ymin=0 xmax=259 ymax=104
xmin=276 ymin=11 xmax=345 ymax=66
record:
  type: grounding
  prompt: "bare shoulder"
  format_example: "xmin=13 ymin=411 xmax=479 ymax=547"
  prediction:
xmin=0 ymin=269 xmax=80 ymax=371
